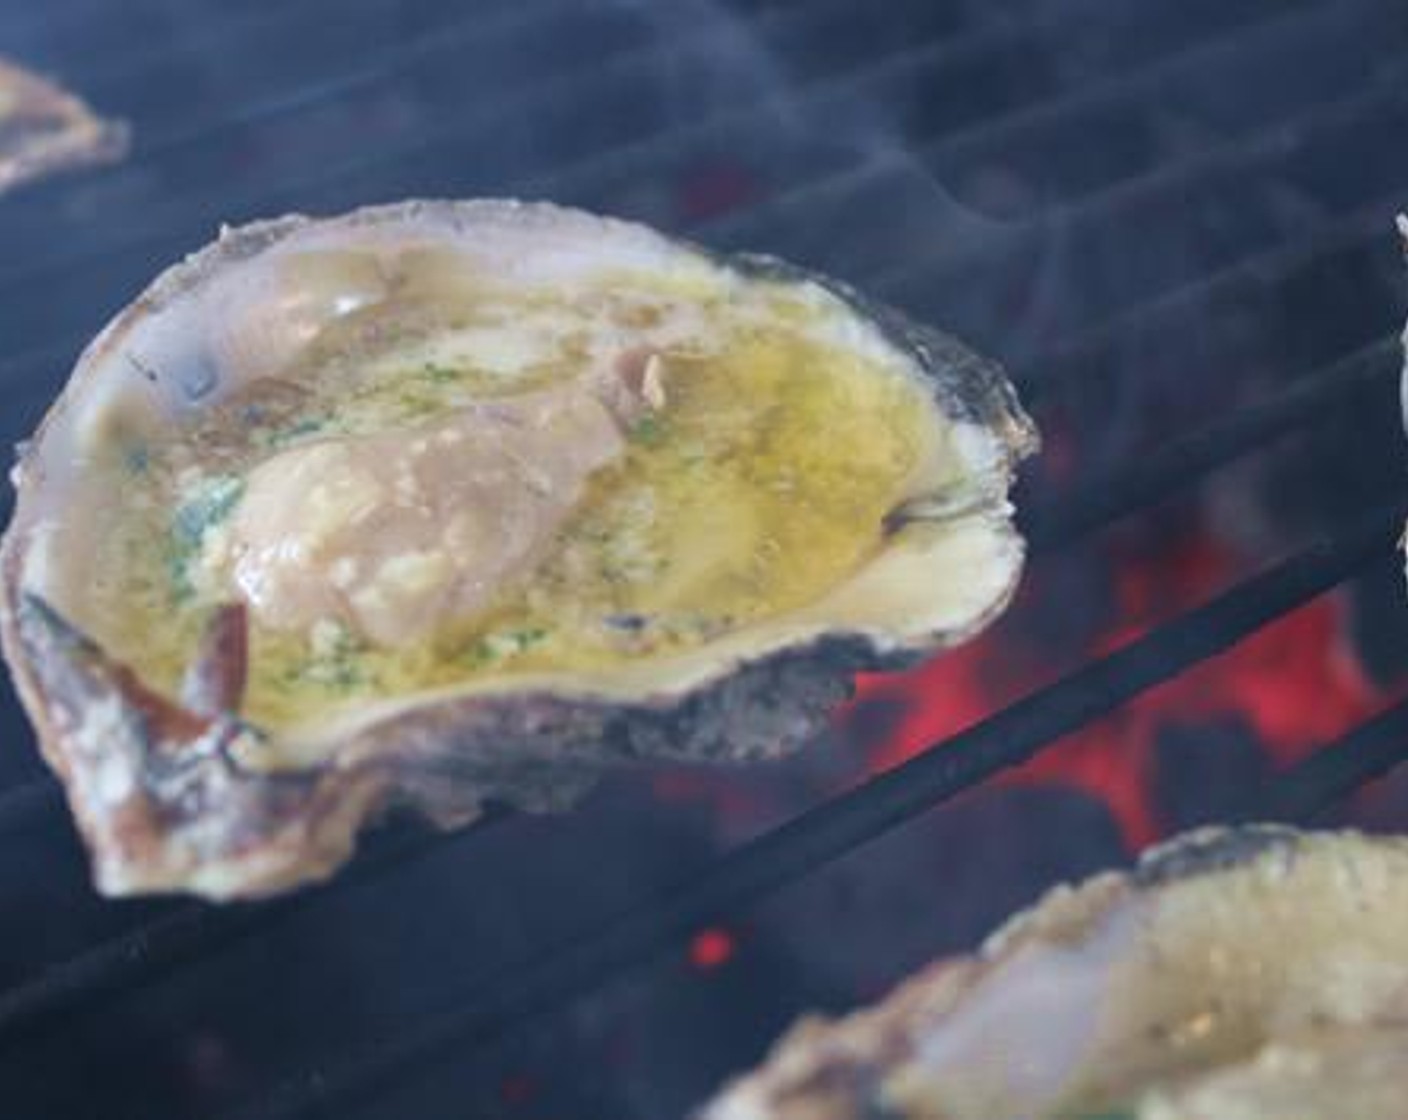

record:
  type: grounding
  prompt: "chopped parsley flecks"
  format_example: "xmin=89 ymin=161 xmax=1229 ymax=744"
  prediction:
xmin=630 ymin=414 xmax=665 ymax=446
xmin=286 ymin=622 xmax=372 ymax=693
xmin=464 ymin=626 xmax=550 ymax=667
xmin=266 ymin=415 xmax=329 ymax=448
xmin=420 ymin=362 xmax=462 ymax=384
xmin=167 ymin=474 xmax=244 ymax=603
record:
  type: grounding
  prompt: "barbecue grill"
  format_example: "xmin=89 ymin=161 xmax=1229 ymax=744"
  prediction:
xmin=1 ymin=0 xmax=1407 ymax=1116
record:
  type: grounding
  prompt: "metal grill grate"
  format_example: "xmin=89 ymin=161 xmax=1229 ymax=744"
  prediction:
xmin=0 ymin=0 xmax=1405 ymax=1117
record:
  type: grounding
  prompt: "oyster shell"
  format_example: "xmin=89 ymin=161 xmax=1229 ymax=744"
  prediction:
xmin=0 ymin=57 xmax=126 ymax=195
xmin=1399 ymin=213 xmax=1408 ymax=586
xmin=0 ymin=200 xmax=1036 ymax=899
xmin=700 ymin=826 xmax=1408 ymax=1120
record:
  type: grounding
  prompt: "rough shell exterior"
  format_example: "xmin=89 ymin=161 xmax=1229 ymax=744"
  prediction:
xmin=0 ymin=200 xmax=1037 ymax=900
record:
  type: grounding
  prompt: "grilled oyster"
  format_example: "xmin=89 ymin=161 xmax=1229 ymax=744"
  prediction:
xmin=0 ymin=57 xmax=126 ymax=195
xmin=0 ymin=200 xmax=1035 ymax=899
xmin=701 ymin=826 xmax=1408 ymax=1120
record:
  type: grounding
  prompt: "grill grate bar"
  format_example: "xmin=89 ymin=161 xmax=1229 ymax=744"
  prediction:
xmin=0 ymin=809 xmax=511 ymax=1050
xmin=1256 ymin=699 xmax=1408 ymax=824
xmin=86 ymin=0 xmax=661 ymax=151
xmin=1023 ymin=335 xmax=1400 ymax=552
xmin=0 ymin=334 xmax=1394 ymax=1055
xmin=1013 ymin=197 xmax=1397 ymax=402
xmin=533 ymin=0 xmax=1341 ymax=218
xmin=226 ymin=502 xmax=1405 ymax=1120
xmin=695 ymin=0 xmax=1372 ymax=250
xmin=861 ymin=77 xmax=1406 ymax=326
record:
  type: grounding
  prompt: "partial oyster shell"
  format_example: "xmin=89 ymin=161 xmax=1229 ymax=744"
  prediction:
xmin=0 ymin=200 xmax=1036 ymax=899
xmin=1399 ymin=214 xmax=1408 ymax=587
xmin=0 ymin=57 xmax=127 ymax=195
xmin=700 ymin=826 xmax=1408 ymax=1120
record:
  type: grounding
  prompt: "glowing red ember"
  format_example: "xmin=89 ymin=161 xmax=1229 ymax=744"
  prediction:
xmin=688 ymin=927 xmax=736 ymax=970
xmin=848 ymin=526 xmax=1391 ymax=848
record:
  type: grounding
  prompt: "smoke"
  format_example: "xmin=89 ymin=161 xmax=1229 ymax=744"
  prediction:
xmin=574 ymin=0 xmax=1008 ymax=288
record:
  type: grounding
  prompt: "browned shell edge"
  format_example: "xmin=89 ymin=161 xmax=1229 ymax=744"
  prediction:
xmin=696 ymin=825 xmax=1314 ymax=1120
xmin=0 ymin=57 xmax=128 ymax=196
xmin=0 ymin=200 xmax=1039 ymax=900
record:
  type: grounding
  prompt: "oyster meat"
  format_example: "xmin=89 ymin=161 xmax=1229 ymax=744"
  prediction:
xmin=700 ymin=826 xmax=1408 ymax=1120
xmin=0 ymin=57 xmax=126 ymax=195
xmin=0 ymin=200 xmax=1036 ymax=899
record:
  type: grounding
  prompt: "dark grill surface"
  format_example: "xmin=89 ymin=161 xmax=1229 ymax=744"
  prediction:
xmin=1 ymin=1 xmax=1407 ymax=1118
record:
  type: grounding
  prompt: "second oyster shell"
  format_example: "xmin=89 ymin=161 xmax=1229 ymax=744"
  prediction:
xmin=701 ymin=826 xmax=1408 ymax=1120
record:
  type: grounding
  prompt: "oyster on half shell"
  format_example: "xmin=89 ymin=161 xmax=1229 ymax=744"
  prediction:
xmin=0 ymin=200 xmax=1036 ymax=900
xmin=0 ymin=56 xmax=127 ymax=195
xmin=700 ymin=826 xmax=1408 ymax=1120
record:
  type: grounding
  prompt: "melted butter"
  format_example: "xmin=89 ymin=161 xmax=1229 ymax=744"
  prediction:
xmin=83 ymin=277 xmax=944 ymax=731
